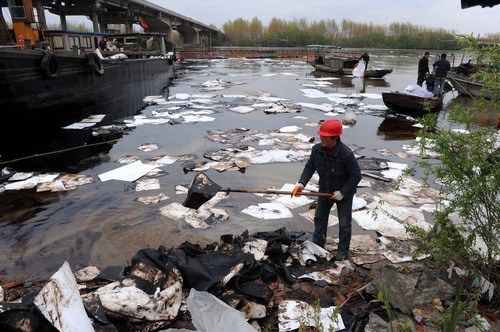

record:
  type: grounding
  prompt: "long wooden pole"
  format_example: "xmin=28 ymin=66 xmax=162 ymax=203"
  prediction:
xmin=221 ymin=188 xmax=333 ymax=198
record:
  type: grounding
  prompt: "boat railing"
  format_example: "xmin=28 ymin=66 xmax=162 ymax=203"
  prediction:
xmin=0 ymin=44 xmax=22 ymax=49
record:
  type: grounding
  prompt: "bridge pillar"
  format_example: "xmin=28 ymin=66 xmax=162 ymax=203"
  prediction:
xmin=34 ymin=1 xmax=47 ymax=30
xmin=177 ymin=25 xmax=200 ymax=45
xmin=60 ymin=14 xmax=67 ymax=30
xmin=92 ymin=10 xmax=100 ymax=32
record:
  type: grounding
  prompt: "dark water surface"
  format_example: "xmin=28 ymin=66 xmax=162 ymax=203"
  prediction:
xmin=0 ymin=49 xmax=494 ymax=279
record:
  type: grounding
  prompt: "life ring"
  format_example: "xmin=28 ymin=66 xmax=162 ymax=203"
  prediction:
xmin=40 ymin=52 xmax=60 ymax=79
xmin=87 ymin=52 xmax=104 ymax=77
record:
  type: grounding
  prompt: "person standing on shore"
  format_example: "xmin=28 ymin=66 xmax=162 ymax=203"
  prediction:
xmin=417 ymin=52 xmax=430 ymax=86
xmin=432 ymin=53 xmax=451 ymax=97
xmin=291 ymin=119 xmax=361 ymax=260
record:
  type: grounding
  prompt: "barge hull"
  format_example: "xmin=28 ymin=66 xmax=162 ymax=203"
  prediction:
xmin=0 ymin=49 xmax=173 ymax=160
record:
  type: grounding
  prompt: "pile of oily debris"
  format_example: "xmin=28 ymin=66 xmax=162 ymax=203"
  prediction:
xmin=2 ymin=227 xmax=492 ymax=332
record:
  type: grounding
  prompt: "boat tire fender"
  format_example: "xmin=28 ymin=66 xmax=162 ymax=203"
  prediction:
xmin=88 ymin=52 xmax=104 ymax=77
xmin=41 ymin=52 xmax=60 ymax=79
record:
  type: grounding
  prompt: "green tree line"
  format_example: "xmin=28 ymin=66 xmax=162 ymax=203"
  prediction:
xmin=222 ymin=17 xmax=466 ymax=49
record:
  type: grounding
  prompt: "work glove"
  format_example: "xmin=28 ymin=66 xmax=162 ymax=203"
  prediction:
xmin=330 ymin=190 xmax=344 ymax=201
xmin=291 ymin=183 xmax=304 ymax=197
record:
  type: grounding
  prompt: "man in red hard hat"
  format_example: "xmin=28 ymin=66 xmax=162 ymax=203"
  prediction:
xmin=292 ymin=119 xmax=361 ymax=260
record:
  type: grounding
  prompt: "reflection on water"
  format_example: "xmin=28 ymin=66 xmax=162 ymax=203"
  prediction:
xmin=377 ymin=116 xmax=420 ymax=140
xmin=3 ymin=129 xmax=124 ymax=172
xmin=1 ymin=49 xmax=495 ymax=280
xmin=308 ymin=70 xmax=391 ymax=90
xmin=445 ymin=95 xmax=499 ymax=127
xmin=0 ymin=191 xmax=60 ymax=224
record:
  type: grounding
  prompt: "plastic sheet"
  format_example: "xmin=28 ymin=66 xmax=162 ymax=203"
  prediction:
xmin=187 ymin=289 xmax=255 ymax=332
xmin=182 ymin=172 xmax=222 ymax=210
xmin=241 ymin=202 xmax=293 ymax=220
xmin=352 ymin=59 xmax=366 ymax=77
xmin=98 ymin=160 xmax=157 ymax=182
xmin=34 ymin=261 xmax=95 ymax=332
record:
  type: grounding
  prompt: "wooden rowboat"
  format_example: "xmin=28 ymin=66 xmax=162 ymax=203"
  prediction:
xmin=305 ymin=45 xmax=393 ymax=78
xmin=311 ymin=63 xmax=393 ymax=78
xmin=448 ymin=72 xmax=497 ymax=100
xmin=382 ymin=92 xmax=443 ymax=114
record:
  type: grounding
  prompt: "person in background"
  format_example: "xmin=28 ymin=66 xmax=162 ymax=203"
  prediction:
xmin=98 ymin=37 xmax=106 ymax=51
xmin=417 ymin=52 xmax=430 ymax=86
xmin=291 ymin=119 xmax=361 ymax=261
xmin=432 ymin=53 xmax=451 ymax=97
xmin=360 ymin=53 xmax=370 ymax=70
xmin=106 ymin=38 xmax=118 ymax=51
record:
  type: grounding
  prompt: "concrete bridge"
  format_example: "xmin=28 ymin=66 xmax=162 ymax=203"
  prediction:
xmin=37 ymin=0 xmax=222 ymax=44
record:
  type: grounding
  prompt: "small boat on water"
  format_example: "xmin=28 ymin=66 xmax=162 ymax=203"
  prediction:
xmin=448 ymin=72 xmax=497 ymax=100
xmin=305 ymin=45 xmax=393 ymax=78
xmin=447 ymin=52 xmax=498 ymax=100
xmin=382 ymin=85 xmax=443 ymax=115
xmin=311 ymin=63 xmax=393 ymax=78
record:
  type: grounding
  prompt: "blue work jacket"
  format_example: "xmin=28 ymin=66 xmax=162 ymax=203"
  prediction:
xmin=298 ymin=140 xmax=361 ymax=197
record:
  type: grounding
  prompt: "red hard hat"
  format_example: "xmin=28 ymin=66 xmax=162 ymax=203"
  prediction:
xmin=317 ymin=119 xmax=343 ymax=136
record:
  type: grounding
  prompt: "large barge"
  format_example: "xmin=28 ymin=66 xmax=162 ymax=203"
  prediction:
xmin=0 ymin=36 xmax=174 ymax=122
xmin=0 ymin=1 xmax=175 ymax=160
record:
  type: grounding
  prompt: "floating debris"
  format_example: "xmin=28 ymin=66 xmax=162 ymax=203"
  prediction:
xmin=300 ymin=88 xmax=327 ymax=99
xmin=174 ymin=184 xmax=189 ymax=194
xmin=36 ymin=180 xmax=68 ymax=192
xmin=271 ymin=183 xmax=313 ymax=209
xmin=98 ymin=160 xmax=157 ymax=182
xmin=278 ymin=125 xmax=302 ymax=133
xmin=136 ymin=192 xmax=169 ymax=205
xmin=135 ymin=178 xmax=160 ymax=192
xmin=137 ymin=143 xmax=159 ymax=152
xmin=149 ymin=154 xmax=194 ymax=167
xmin=169 ymin=93 xmax=191 ymax=100
xmin=264 ymin=101 xmax=300 ymax=114
xmin=241 ymin=202 xmax=293 ymax=220
xmin=230 ymin=106 xmax=255 ymax=114
xmin=124 ymin=115 xmax=170 ymax=127
xmin=8 ymin=172 xmax=34 ymax=181
xmin=60 ymin=174 xmax=94 ymax=188
xmin=182 ymin=114 xmax=216 ymax=123
xmin=143 ymin=95 xmax=164 ymax=103
xmin=159 ymin=192 xmax=229 ymax=229
xmin=4 ymin=173 xmax=60 ymax=190
xmin=63 ymin=114 xmax=106 ymax=129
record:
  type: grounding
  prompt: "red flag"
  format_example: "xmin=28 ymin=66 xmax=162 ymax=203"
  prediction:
xmin=139 ymin=18 xmax=150 ymax=32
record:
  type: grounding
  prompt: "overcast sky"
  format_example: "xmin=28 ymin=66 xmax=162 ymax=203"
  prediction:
xmin=4 ymin=0 xmax=498 ymax=35
xmin=154 ymin=0 xmax=498 ymax=35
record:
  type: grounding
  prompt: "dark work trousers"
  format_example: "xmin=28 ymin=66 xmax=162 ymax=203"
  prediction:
xmin=417 ymin=73 xmax=426 ymax=87
xmin=313 ymin=195 xmax=353 ymax=251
